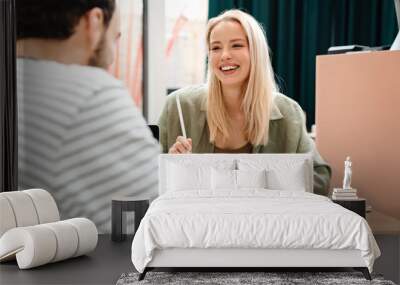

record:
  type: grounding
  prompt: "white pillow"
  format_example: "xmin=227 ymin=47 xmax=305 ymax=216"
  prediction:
xmin=211 ymin=169 xmax=268 ymax=190
xmin=238 ymin=159 xmax=308 ymax=191
xmin=167 ymin=163 xmax=211 ymax=191
xmin=211 ymin=168 xmax=236 ymax=190
xmin=266 ymin=167 xmax=307 ymax=191
xmin=236 ymin=169 xmax=267 ymax=189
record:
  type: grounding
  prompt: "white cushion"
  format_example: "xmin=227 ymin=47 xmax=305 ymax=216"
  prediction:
xmin=0 ymin=218 xmax=97 ymax=269
xmin=0 ymin=226 xmax=57 ymax=269
xmin=0 ymin=196 xmax=16 ymax=237
xmin=211 ymin=169 xmax=268 ymax=190
xmin=64 ymin=218 xmax=98 ymax=257
xmin=211 ymin=168 xmax=236 ymax=190
xmin=159 ymin=154 xmax=312 ymax=194
xmin=237 ymin=169 xmax=267 ymax=189
xmin=24 ymin=189 xmax=60 ymax=223
xmin=0 ymin=189 xmax=60 ymax=238
xmin=266 ymin=168 xmax=307 ymax=191
xmin=238 ymin=159 xmax=309 ymax=192
xmin=0 ymin=191 xmax=39 ymax=227
xmin=167 ymin=162 xmax=212 ymax=191
xmin=42 ymin=221 xmax=79 ymax=262
xmin=159 ymin=155 xmax=236 ymax=194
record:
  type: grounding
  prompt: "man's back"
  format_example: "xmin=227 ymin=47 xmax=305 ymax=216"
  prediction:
xmin=17 ymin=58 xmax=160 ymax=233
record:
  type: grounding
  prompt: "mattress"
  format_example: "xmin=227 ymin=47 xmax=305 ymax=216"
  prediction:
xmin=131 ymin=190 xmax=380 ymax=273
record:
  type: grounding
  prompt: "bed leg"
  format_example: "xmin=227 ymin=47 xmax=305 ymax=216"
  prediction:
xmin=362 ymin=268 xmax=372 ymax=280
xmin=138 ymin=268 xmax=148 ymax=281
xmin=354 ymin=267 xmax=371 ymax=280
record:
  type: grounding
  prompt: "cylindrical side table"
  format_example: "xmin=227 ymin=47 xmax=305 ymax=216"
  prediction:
xmin=111 ymin=196 xmax=150 ymax=242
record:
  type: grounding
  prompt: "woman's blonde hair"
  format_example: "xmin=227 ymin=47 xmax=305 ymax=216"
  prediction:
xmin=206 ymin=9 xmax=278 ymax=146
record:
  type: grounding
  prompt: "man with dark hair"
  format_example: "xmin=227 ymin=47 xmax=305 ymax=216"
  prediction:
xmin=16 ymin=0 xmax=160 ymax=233
xmin=17 ymin=0 xmax=118 ymax=68
xmin=17 ymin=0 xmax=116 ymax=40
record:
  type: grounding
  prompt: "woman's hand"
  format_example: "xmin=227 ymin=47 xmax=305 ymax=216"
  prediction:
xmin=168 ymin=136 xmax=192 ymax=154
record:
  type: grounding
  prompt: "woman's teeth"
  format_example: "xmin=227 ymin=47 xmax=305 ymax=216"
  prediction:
xmin=221 ymin=65 xmax=239 ymax=71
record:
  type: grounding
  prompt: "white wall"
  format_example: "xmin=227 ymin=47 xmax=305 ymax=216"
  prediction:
xmin=146 ymin=0 xmax=166 ymax=124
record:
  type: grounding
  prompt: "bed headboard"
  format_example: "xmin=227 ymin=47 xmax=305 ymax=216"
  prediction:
xmin=158 ymin=153 xmax=313 ymax=195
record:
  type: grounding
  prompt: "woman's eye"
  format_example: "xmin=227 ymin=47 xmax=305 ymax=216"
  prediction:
xmin=210 ymin=47 xmax=221 ymax=51
xmin=232 ymin=44 xmax=243 ymax=48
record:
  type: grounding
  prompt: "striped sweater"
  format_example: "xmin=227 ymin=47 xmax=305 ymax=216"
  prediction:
xmin=17 ymin=58 xmax=160 ymax=233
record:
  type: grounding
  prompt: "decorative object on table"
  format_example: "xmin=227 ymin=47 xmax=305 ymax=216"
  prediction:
xmin=0 ymin=189 xmax=98 ymax=269
xmin=332 ymin=156 xmax=359 ymax=200
xmin=112 ymin=196 xmax=150 ymax=242
xmin=332 ymin=188 xmax=359 ymax=200
xmin=116 ymin=271 xmax=395 ymax=285
xmin=343 ymin=156 xmax=352 ymax=190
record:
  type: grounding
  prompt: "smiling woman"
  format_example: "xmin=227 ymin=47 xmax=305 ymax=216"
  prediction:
xmin=158 ymin=9 xmax=332 ymax=196
xmin=206 ymin=11 xmax=276 ymax=150
xmin=208 ymin=21 xmax=250 ymax=85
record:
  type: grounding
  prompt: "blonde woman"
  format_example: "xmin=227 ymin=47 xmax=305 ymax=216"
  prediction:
xmin=158 ymin=10 xmax=331 ymax=195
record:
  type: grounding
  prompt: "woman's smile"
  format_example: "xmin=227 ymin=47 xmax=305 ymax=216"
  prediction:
xmin=220 ymin=64 xmax=240 ymax=75
xmin=209 ymin=20 xmax=250 ymax=89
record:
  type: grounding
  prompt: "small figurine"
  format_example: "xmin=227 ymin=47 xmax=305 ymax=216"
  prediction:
xmin=342 ymin=156 xmax=352 ymax=190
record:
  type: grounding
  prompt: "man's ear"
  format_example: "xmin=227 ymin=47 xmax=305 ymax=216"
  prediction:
xmin=84 ymin=7 xmax=105 ymax=51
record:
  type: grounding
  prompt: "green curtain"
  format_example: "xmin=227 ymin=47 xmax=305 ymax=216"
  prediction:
xmin=208 ymin=0 xmax=398 ymax=129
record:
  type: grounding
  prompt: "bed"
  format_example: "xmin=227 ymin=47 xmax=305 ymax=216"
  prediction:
xmin=131 ymin=154 xmax=380 ymax=280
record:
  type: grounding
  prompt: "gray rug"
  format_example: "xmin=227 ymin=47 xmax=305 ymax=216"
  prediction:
xmin=116 ymin=271 xmax=396 ymax=285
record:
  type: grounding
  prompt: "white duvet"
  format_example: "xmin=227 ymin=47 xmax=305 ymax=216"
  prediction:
xmin=131 ymin=190 xmax=380 ymax=273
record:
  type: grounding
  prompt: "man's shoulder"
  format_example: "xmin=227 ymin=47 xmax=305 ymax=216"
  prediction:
xmin=18 ymin=58 xmax=124 ymax=93
xmin=65 ymin=64 xmax=124 ymax=91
